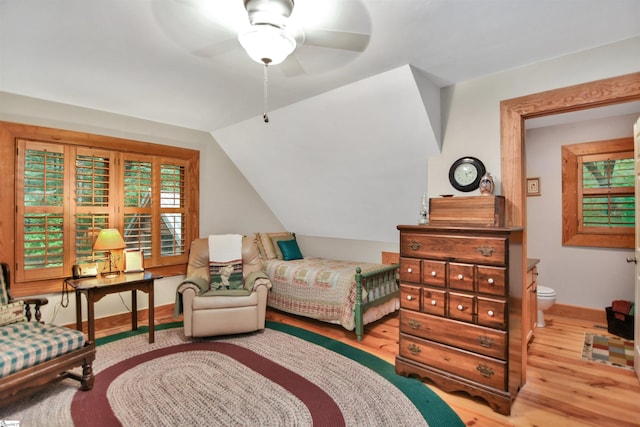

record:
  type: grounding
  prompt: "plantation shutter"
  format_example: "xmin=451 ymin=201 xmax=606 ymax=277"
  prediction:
xmin=16 ymin=140 xmax=66 ymax=280
xmin=159 ymin=161 xmax=186 ymax=258
xmin=122 ymin=156 xmax=187 ymax=264
xmin=74 ymin=148 xmax=114 ymax=262
xmin=579 ymin=151 xmax=635 ymax=230
xmin=123 ymin=156 xmax=153 ymax=258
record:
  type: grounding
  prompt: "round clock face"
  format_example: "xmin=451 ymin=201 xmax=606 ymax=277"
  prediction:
xmin=448 ymin=157 xmax=486 ymax=192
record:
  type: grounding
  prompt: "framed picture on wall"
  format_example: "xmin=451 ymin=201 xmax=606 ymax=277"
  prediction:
xmin=526 ymin=177 xmax=541 ymax=196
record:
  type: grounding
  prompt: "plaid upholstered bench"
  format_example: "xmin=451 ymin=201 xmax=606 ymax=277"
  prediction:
xmin=0 ymin=263 xmax=95 ymax=406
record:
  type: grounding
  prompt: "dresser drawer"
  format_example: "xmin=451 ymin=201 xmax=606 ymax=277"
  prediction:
xmin=422 ymin=288 xmax=446 ymax=316
xmin=448 ymin=292 xmax=474 ymax=323
xmin=449 ymin=263 xmax=475 ymax=291
xmin=477 ymin=297 xmax=507 ymax=329
xmin=400 ymin=310 xmax=507 ymax=359
xmin=401 ymin=233 xmax=507 ymax=265
xmin=399 ymin=334 xmax=507 ymax=390
xmin=422 ymin=260 xmax=446 ymax=287
xmin=477 ymin=266 xmax=506 ymax=296
xmin=399 ymin=257 xmax=421 ymax=283
xmin=400 ymin=284 xmax=421 ymax=311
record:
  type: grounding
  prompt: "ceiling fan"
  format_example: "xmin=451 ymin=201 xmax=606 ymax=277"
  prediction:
xmin=152 ymin=0 xmax=371 ymax=121
xmin=236 ymin=0 xmax=370 ymax=68
xmin=153 ymin=0 xmax=371 ymax=77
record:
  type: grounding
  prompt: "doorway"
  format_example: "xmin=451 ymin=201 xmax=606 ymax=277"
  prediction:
xmin=499 ymin=71 xmax=640 ymax=382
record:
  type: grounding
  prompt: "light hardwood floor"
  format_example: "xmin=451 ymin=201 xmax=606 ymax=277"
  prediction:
xmin=96 ymin=307 xmax=640 ymax=427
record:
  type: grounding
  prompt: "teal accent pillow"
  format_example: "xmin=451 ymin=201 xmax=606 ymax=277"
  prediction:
xmin=278 ymin=239 xmax=303 ymax=261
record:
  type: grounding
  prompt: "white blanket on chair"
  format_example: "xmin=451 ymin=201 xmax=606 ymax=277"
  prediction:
xmin=208 ymin=234 xmax=243 ymax=263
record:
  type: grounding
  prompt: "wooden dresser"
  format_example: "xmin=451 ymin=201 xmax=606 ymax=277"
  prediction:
xmin=395 ymin=224 xmax=523 ymax=415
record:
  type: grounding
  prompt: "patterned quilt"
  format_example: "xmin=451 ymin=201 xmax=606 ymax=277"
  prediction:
xmin=0 ymin=321 xmax=87 ymax=378
xmin=263 ymin=257 xmax=398 ymax=331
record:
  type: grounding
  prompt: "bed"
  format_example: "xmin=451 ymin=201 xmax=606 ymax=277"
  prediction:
xmin=256 ymin=232 xmax=400 ymax=341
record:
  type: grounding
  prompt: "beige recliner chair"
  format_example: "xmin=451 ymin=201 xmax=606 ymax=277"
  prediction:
xmin=175 ymin=235 xmax=272 ymax=337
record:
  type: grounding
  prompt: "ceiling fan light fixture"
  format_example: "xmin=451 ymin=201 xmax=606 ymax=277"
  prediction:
xmin=239 ymin=24 xmax=296 ymax=65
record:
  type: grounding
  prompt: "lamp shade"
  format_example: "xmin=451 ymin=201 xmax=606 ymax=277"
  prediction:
xmin=239 ymin=24 xmax=296 ymax=65
xmin=93 ymin=229 xmax=126 ymax=251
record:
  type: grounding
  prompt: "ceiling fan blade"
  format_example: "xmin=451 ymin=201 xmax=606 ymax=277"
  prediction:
xmin=280 ymin=54 xmax=306 ymax=77
xmin=192 ymin=38 xmax=239 ymax=58
xmin=303 ymin=29 xmax=370 ymax=52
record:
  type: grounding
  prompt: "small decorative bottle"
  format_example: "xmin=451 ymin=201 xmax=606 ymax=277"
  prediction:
xmin=479 ymin=173 xmax=494 ymax=196
xmin=418 ymin=192 xmax=429 ymax=224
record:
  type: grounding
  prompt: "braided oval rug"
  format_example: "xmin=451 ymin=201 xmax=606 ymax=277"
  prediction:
xmin=1 ymin=322 xmax=462 ymax=426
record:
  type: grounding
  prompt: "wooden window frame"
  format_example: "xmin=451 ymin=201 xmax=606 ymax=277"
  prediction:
xmin=0 ymin=121 xmax=199 ymax=297
xmin=561 ymin=137 xmax=633 ymax=249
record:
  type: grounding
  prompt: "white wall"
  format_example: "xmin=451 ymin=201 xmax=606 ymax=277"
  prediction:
xmin=213 ymin=65 xmax=440 ymax=245
xmin=432 ymin=37 xmax=640 ymax=199
xmin=526 ymin=113 xmax=638 ymax=309
xmin=0 ymin=92 xmax=284 ymax=326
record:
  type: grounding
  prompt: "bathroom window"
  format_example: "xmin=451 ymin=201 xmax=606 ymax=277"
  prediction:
xmin=561 ymin=137 xmax=634 ymax=249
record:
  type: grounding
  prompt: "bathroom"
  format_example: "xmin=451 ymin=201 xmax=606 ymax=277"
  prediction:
xmin=525 ymin=107 xmax=638 ymax=329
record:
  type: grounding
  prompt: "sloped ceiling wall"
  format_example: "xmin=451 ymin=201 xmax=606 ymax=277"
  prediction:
xmin=213 ymin=65 xmax=440 ymax=243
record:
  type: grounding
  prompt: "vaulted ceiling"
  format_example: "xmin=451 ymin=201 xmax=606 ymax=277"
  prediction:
xmin=2 ymin=0 xmax=639 ymax=243
xmin=2 ymin=0 xmax=639 ymax=131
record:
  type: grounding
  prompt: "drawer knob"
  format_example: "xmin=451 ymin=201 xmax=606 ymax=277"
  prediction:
xmin=488 ymin=278 xmax=494 ymax=284
xmin=457 ymin=304 xmax=464 ymax=311
xmin=476 ymin=363 xmax=495 ymax=378
xmin=431 ymin=271 xmax=437 ymax=277
xmin=477 ymin=335 xmax=494 ymax=348
xmin=408 ymin=319 xmax=421 ymax=329
xmin=407 ymin=267 xmax=413 ymax=273
xmin=431 ymin=299 xmax=437 ymax=306
xmin=407 ymin=343 xmax=421 ymax=355
xmin=408 ymin=240 xmax=422 ymax=251
xmin=477 ymin=246 xmax=495 ymax=257
xmin=406 ymin=295 xmax=413 ymax=301
xmin=488 ymin=310 xmax=495 ymax=317
xmin=457 ymin=274 xmax=464 ymax=280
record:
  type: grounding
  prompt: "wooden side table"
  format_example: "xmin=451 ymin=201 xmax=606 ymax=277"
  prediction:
xmin=66 ymin=272 xmax=162 ymax=343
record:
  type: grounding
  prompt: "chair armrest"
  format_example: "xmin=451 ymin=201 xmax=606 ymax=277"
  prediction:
xmin=11 ymin=297 xmax=49 ymax=322
xmin=177 ymin=277 xmax=209 ymax=295
xmin=245 ymin=271 xmax=272 ymax=292
xmin=252 ymin=277 xmax=272 ymax=292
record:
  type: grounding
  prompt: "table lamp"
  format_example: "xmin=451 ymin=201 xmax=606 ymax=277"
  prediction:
xmin=93 ymin=228 xmax=126 ymax=278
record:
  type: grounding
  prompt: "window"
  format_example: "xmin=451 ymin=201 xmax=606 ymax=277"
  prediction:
xmin=562 ymin=137 xmax=634 ymax=249
xmin=1 ymin=122 xmax=199 ymax=296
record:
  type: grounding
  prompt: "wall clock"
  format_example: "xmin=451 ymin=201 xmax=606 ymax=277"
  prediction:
xmin=448 ymin=156 xmax=486 ymax=192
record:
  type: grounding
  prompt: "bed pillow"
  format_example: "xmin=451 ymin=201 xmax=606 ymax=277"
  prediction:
xmin=278 ymin=239 xmax=303 ymax=261
xmin=270 ymin=235 xmax=294 ymax=260
xmin=256 ymin=232 xmax=293 ymax=260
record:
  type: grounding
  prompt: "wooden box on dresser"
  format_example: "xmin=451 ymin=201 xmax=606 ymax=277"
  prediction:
xmin=395 ymin=224 xmax=523 ymax=415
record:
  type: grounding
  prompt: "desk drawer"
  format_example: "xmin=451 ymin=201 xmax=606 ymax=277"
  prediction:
xmin=400 ymin=311 xmax=507 ymax=359
xmin=449 ymin=263 xmax=474 ymax=292
xmin=399 ymin=257 xmax=421 ymax=283
xmin=422 ymin=260 xmax=446 ymax=287
xmin=400 ymin=284 xmax=421 ymax=311
xmin=401 ymin=233 xmax=507 ymax=265
xmin=399 ymin=334 xmax=507 ymax=390
xmin=422 ymin=288 xmax=446 ymax=316
xmin=477 ymin=297 xmax=507 ymax=329
xmin=449 ymin=292 xmax=474 ymax=323
xmin=477 ymin=266 xmax=506 ymax=296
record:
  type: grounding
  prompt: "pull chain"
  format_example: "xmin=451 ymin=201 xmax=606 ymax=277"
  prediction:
xmin=262 ymin=59 xmax=271 ymax=123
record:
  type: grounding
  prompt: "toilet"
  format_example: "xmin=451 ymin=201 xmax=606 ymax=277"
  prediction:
xmin=537 ymin=285 xmax=556 ymax=327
